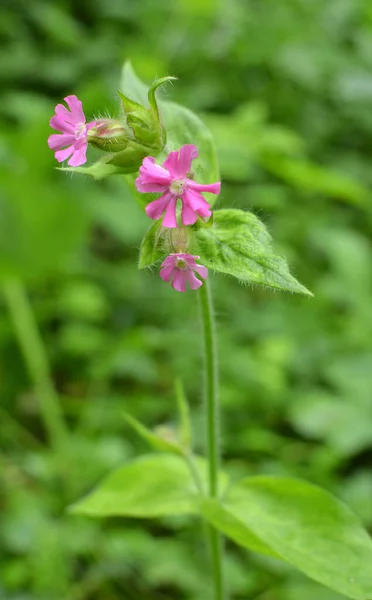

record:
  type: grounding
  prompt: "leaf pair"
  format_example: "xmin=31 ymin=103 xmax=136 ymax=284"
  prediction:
xmin=71 ymin=453 xmax=372 ymax=600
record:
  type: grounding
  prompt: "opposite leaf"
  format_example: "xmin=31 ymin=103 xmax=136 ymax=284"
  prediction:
xmin=70 ymin=454 xmax=201 ymax=518
xmin=191 ymin=209 xmax=313 ymax=295
xmin=221 ymin=476 xmax=372 ymax=600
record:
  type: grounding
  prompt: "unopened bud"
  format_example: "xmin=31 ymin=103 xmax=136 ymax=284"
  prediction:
xmin=88 ymin=119 xmax=130 ymax=152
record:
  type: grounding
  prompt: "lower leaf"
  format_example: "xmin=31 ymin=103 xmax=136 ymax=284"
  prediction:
xmin=70 ymin=454 xmax=201 ymax=518
xmin=211 ymin=476 xmax=372 ymax=600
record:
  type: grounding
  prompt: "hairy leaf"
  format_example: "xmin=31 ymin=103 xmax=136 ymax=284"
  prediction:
xmin=191 ymin=209 xmax=312 ymax=295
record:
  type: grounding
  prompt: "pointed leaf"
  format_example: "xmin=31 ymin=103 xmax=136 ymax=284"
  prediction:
xmin=120 ymin=61 xmax=149 ymax=106
xmin=123 ymin=412 xmax=183 ymax=455
xmin=223 ymin=476 xmax=372 ymax=600
xmin=58 ymin=160 xmax=123 ymax=180
xmin=200 ymin=497 xmax=277 ymax=558
xmin=117 ymin=89 xmax=147 ymax=115
xmin=70 ymin=454 xmax=200 ymax=518
xmin=191 ymin=209 xmax=312 ymax=295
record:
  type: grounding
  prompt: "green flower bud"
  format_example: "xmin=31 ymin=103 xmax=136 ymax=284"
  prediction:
xmin=88 ymin=119 xmax=130 ymax=152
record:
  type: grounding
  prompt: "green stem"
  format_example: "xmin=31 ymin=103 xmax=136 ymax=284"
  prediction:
xmin=199 ymin=279 xmax=226 ymax=600
xmin=3 ymin=279 xmax=68 ymax=451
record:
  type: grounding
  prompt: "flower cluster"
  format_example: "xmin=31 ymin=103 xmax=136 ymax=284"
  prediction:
xmin=135 ymin=144 xmax=220 ymax=292
xmin=49 ymin=96 xmax=220 ymax=292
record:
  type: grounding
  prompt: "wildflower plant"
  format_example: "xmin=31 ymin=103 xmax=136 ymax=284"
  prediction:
xmin=47 ymin=63 xmax=372 ymax=600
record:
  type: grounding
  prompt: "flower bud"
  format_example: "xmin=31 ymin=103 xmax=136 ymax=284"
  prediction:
xmin=88 ymin=119 xmax=130 ymax=152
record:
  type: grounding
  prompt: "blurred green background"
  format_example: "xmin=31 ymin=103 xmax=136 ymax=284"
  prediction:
xmin=1 ymin=1 xmax=372 ymax=599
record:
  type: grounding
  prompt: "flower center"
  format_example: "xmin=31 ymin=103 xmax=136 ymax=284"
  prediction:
xmin=175 ymin=259 xmax=188 ymax=270
xmin=170 ymin=179 xmax=186 ymax=196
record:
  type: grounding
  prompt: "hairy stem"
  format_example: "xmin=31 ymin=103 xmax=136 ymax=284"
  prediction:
xmin=199 ymin=279 xmax=226 ymax=600
xmin=3 ymin=280 xmax=68 ymax=451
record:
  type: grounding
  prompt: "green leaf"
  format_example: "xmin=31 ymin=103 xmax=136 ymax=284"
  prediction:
xmin=191 ymin=209 xmax=312 ymax=295
xmin=123 ymin=412 xmax=183 ymax=455
xmin=120 ymin=61 xmax=149 ymax=106
xmin=58 ymin=160 xmax=123 ymax=180
xmin=138 ymin=220 xmax=168 ymax=268
xmin=200 ymin=497 xmax=277 ymax=558
xmin=216 ymin=476 xmax=372 ymax=600
xmin=70 ymin=454 xmax=201 ymax=518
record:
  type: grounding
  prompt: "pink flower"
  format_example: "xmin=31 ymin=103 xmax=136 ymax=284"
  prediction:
xmin=48 ymin=95 xmax=96 ymax=167
xmin=160 ymin=253 xmax=208 ymax=292
xmin=135 ymin=145 xmax=221 ymax=228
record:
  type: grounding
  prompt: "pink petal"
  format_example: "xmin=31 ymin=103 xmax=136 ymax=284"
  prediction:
xmin=64 ymin=95 xmax=85 ymax=123
xmin=86 ymin=121 xmax=97 ymax=131
xmin=55 ymin=103 xmax=76 ymax=125
xmin=50 ymin=115 xmax=75 ymax=134
xmin=187 ymin=180 xmax=221 ymax=195
xmin=136 ymin=180 xmax=170 ymax=194
xmin=161 ymin=255 xmax=178 ymax=269
xmin=181 ymin=201 xmax=198 ymax=226
xmin=187 ymin=271 xmax=203 ymax=290
xmin=55 ymin=145 xmax=74 ymax=162
xmin=178 ymin=145 xmax=198 ymax=176
xmin=48 ymin=133 xmax=75 ymax=151
xmin=163 ymin=145 xmax=198 ymax=179
xmin=67 ymin=145 xmax=87 ymax=167
xmin=160 ymin=265 xmax=176 ymax=282
xmin=136 ymin=157 xmax=171 ymax=193
xmin=162 ymin=151 xmax=181 ymax=178
xmin=145 ymin=192 xmax=172 ymax=221
xmin=193 ymin=264 xmax=208 ymax=280
xmin=172 ymin=271 xmax=187 ymax=292
xmin=182 ymin=189 xmax=212 ymax=218
xmin=162 ymin=196 xmax=178 ymax=228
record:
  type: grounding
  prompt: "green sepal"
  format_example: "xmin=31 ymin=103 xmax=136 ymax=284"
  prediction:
xmin=148 ymin=76 xmax=178 ymax=119
xmin=138 ymin=220 xmax=168 ymax=269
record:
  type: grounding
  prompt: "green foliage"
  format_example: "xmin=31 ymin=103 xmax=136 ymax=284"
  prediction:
xmin=123 ymin=411 xmax=183 ymax=455
xmin=122 ymin=61 xmax=220 ymax=210
xmin=71 ymin=454 xmax=201 ymax=517
xmin=138 ymin=219 xmax=168 ymax=268
xmin=2 ymin=1 xmax=372 ymax=599
xmin=192 ymin=209 xmax=312 ymax=295
xmin=203 ymin=477 xmax=372 ymax=599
